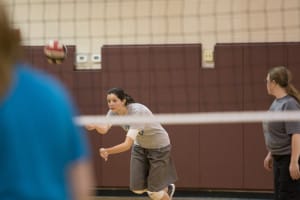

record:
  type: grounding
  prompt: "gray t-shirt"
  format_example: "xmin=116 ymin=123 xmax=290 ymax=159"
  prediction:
xmin=263 ymin=95 xmax=300 ymax=155
xmin=107 ymin=103 xmax=170 ymax=149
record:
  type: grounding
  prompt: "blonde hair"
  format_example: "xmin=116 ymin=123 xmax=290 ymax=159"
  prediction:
xmin=268 ymin=66 xmax=300 ymax=103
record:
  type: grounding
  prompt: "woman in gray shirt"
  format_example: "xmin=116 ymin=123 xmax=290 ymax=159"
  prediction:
xmin=86 ymin=88 xmax=177 ymax=200
xmin=263 ymin=66 xmax=300 ymax=200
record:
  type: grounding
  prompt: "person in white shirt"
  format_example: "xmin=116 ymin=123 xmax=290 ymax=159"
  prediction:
xmin=86 ymin=87 xmax=177 ymax=200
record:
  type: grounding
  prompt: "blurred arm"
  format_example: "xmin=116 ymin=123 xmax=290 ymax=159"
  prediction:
xmin=85 ymin=124 xmax=111 ymax=134
xmin=68 ymin=160 xmax=95 ymax=200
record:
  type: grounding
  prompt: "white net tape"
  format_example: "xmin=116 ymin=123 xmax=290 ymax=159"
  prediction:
xmin=75 ymin=111 xmax=300 ymax=126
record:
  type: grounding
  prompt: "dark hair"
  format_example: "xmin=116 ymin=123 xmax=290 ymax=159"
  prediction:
xmin=268 ymin=66 xmax=300 ymax=103
xmin=107 ymin=87 xmax=135 ymax=105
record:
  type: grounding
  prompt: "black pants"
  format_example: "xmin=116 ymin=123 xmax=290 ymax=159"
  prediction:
xmin=273 ymin=155 xmax=300 ymax=200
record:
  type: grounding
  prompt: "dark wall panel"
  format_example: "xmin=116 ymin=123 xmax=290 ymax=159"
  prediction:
xmin=100 ymin=127 xmax=131 ymax=187
xmin=149 ymin=44 xmax=201 ymax=113
xmin=201 ymin=44 xmax=244 ymax=112
xmin=197 ymin=45 xmax=244 ymax=189
xmin=199 ymin=124 xmax=244 ymax=189
xmin=165 ymin=125 xmax=200 ymax=188
xmin=287 ymin=43 xmax=300 ymax=76
xmin=243 ymin=44 xmax=284 ymax=110
xmin=87 ymin=131 xmax=103 ymax=187
xmin=243 ymin=124 xmax=273 ymax=190
xmin=23 ymin=42 xmax=300 ymax=191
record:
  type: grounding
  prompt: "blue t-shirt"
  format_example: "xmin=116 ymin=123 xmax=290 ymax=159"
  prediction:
xmin=0 ymin=64 xmax=89 ymax=200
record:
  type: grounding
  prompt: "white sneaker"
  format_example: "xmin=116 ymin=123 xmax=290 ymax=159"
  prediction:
xmin=167 ymin=184 xmax=175 ymax=199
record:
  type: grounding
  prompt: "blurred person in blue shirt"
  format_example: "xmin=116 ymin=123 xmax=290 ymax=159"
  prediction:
xmin=0 ymin=1 xmax=94 ymax=199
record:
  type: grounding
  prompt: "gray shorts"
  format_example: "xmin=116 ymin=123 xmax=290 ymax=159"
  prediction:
xmin=129 ymin=144 xmax=178 ymax=192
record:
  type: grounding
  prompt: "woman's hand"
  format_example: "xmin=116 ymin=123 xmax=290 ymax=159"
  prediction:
xmin=264 ymin=152 xmax=273 ymax=171
xmin=289 ymin=161 xmax=300 ymax=180
xmin=290 ymin=134 xmax=300 ymax=180
xmin=99 ymin=148 xmax=108 ymax=161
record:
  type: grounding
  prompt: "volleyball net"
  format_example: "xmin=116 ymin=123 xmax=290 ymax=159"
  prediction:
xmin=7 ymin=0 xmax=300 ymax=70
xmin=76 ymin=110 xmax=300 ymax=126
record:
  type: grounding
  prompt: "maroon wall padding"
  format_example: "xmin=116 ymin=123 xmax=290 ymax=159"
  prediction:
xmin=242 ymin=43 xmax=284 ymax=190
xmin=197 ymin=45 xmax=244 ymax=189
xmin=23 ymin=42 xmax=300 ymax=191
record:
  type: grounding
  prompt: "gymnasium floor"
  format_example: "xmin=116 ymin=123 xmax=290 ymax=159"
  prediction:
xmin=93 ymin=190 xmax=273 ymax=200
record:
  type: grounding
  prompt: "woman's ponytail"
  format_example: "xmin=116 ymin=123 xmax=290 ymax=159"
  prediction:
xmin=124 ymin=93 xmax=135 ymax=105
xmin=286 ymin=84 xmax=300 ymax=103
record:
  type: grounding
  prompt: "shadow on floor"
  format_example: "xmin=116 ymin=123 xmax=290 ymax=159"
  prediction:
xmin=93 ymin=189 xmax=273 ymax=200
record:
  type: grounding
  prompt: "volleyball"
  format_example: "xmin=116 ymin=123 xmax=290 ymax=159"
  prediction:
xmin=44 ymin=40 xmax=67 ymax=64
